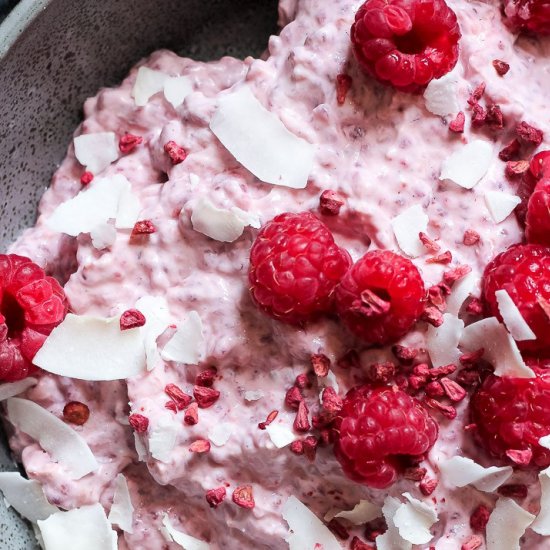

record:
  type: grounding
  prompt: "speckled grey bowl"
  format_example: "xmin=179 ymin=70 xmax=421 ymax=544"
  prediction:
xmin=0 ymin=1 xmax=277 ymax=546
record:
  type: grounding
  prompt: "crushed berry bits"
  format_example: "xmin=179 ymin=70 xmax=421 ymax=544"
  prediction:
xmin=164 ymin=140 xmax=188 ymax=164
xmin=232 ymin=485 xmax=255 ymax=509
xmin=492 ymin=59 xmax=510 ymax=76
xmin=502 ymin=0 xmax=550 ymax=35
xmin=184 ymin=402 xmax=199 ymax=425
xmin=193 ymin=385 xmax=220 ymax=408
xmin=131 ymin=220 xmax=156 ymax=236
xmin=119 ymin=133 xmax=143 ymax=154
xmin=120 ymin=309 xmax=146 ymax=331
xmin=319 ymin=190 xmax=345 ymax=216
xmin=63 ymin=401 xmax=90 ymax=425
xmin=350 ymin=0 xmax=461 ymax=93
xmin=206 ymin=487 xmax=227 ymax=509
xmin=129 ymin=413 xmax=149 ymax=433
xmin=189 ymin=439 xmax=211 ymax=453
xmin=516 ymin=121 xmax=544 ymax=146
xmin=165 ymin=383 xmax=192 ymax=410
xmin=336 ymin=74 xmax=353 ymax=105
xmin=449 ymin=111 xmax=465 ymax=133
xmin=80 ymin=171 xmax=94 ymax=186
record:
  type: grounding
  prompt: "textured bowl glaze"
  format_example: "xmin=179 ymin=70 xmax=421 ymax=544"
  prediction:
xmin=0 ymin=1 xmax=277 ymax=546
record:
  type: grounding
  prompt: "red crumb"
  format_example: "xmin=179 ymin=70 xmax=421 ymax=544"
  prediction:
xmin=466 ymin=297 xmax=483 ymax=316
xmin=369 ymin=362 xmax=396 ymax=384
xmin=422 ymin=306 xmax=444 ymax=327
xmin=193 ymin=386 xmax=220 ymax=408
xmin=336 ymin=74 xmax=353 ymax=105
xmin=493 ymin=60 xmax=510 ymax=76
xmin=321 ymin=387 xmax=343 ymax=415
xmin=294 ymin=401 xmax=311 ymax=432
xmin=206 ymin=487 xmax=227 ymax=509
xmin=506 ymin=160 xmax=530 ymax=178
xmin=516 ymin=121 xmax=544 ymax=146
xmin=196 ymin=367 xmax=217 ymax=387
xmin=80 ymin=171 xmax=94 ymax=186
xmin=131 ymin=220 xmax=156 ymax=235
xmin=440 ymin=378 xmax=467 ymax=402
xmin=392 ymin=345 xmax=418 ymax=364
xmin=470 ymin=504 xmax=491 ymax=532
xmin=119 ymin=133 xmax=143 ymax=154
xmin=295 ymin=373 xmax=310 ymax=389
xmin=119 ymin=309 xmax=146 ymax=331
xmin=443 ymin=265 xmax=472 ymax=286
xmin=164 ymin=140 xmax=188 ymax=164
xmin=258 ymin=410 xmax=278 ymax=430
xmin=285 ymin=386 xmax=303 ymax=410
xmin=303 ymin=436 xmax=318 ymax=461
xmin=63 ymin=401 xmax=90 ymax=426
xmin=184 ymin=402 xmax=199 ymax=425
xmin=429 ymin=364 xmax=457 ymax=379
xmin=419 ymin=477 xmax=438 ymax=496
xmin=425 ymin=398 xmax=457 ymax=419
xmin=320 ymin=190 xmax=345 ymax=215
xmin=129 ymin=413 xmax=149 ymax=433
xmin=426 ymin=251 xmax=452 ymax=264
xmin=506 ymin=448 xmax=533 ymax=466
xmin=499 ymin=138 xmax=521 ymax=161
xmin=486 ymin=104 xmax=505 ymax=130
xmin=468 ymin=82 xmax=486 ymax=106
xmin=462 ymin=535 xmax=483 ymax=550
xmin=311 ymin=353 xmax=331 ymax=377
xmin=471 ymin=103 xmax=486 ymax=126
xmin=449 ymin=111 xmax=465 ymax=133
xmin=289 ymin=440 xmax=304 ymax=455
xmin=419 ymin=232 xmax=441 ymax=253
xmin=425 ymin=381 xmax=445 ymax=398
xmin=232 ymin=485 xmax=255 ymax=509
xmin=404 ymin=466 xmax=427 ymax=481
xmin=165 ymin=383 xmax=192 ymax=410
xmin=189 ymin=439 xmax=211 ymax=453
xmin=463 ymin=229 xmax=481 ymax=246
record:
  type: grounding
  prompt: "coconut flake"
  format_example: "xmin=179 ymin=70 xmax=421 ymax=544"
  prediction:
xmin=34 ymin=314 xmax=146 ymax=381
xmin=265 ymin=423 xmax=296 ymax=449
xmin=90 ymin=222 xmax=117 ymax=250
xmin=282 ymin=496 xmax=341 ymax=550
xmin=7 ymin=398 xmax=98 ymax=480
xmin=393 ymin=493 xmax=438 ymax=545
xmin=423 ymin=71 xmax=460 ymax=117
xmin=208 ymin=423 xmax=233 ymax=447
xmin=134 ymin=433 xmax=147 ymax=462
xmin=164 ymin=76 xmax=193 ymax=108
xmin=0 ymin=377 xmax=37 ymax=401
xmin=485 ymin=191 xmax=521 ymax=223
xmin=460 ymin=317 xmax=535 ymax=378
xmin=439 ymin=456 xmax=513 ymax=492
xmin=376 ymin=496 xmax=411 ymax=550
xmin=0 ymin=472 xmax=58 ymax=522
xmin=391 ymin=204 xmax=429 ymax=258
xmin=74 ymin=132 xmax=118 ymax=175
xmin=446 ymin=272 xmax=478 ymax=316
xmin=531 ymin=467 xmax=550 ymax=535
xmin=161 ymin=311 xmax=204 ymax=365
xmin=440 ymin=140 xmax=493 ymax=189
xmin=244 ymin=390 xmax=264 ymax=401
xmin=426 ymin=313 xmax=464 ymax=367
xmin=115 ymin=185 xmax=141 ymax=229
xmin=210 ymin=86 xmax=315 ymax=189
xmin=132 ymin=67 xmax=169 ymax=107
xmin=486 ymin=497 xmax=535 ymax=550
xmin=148 ymin=413 xmax=178 ymax=463
xmin=495 ymin=289 xmax=536 ymax=341
xmin=161 ymin=514 xmax=210 ymax=550
xmin=135 ymin=295 xmax=170 ymax=370
xmin=190 ymin=197 xmax=257 ymax=242
xmin=38 ymin=504 xmax=117 ymax=550
xmin=332 ymin=500 xmax=381 ymax=525
xmin=108 ymin=474 xmax=134 ymax=534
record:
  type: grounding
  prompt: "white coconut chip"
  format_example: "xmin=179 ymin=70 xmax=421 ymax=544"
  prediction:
xmin=132 ymin=67 xmax=169 ymax=107
xmin=439 ymin=456 xmax=513 ymax=492
xmin=426 ymin=313 xmax=464 ymax=367
xmin=393 ymin=493 xmax=438 ymax=545
xmin=90 ymin=222 xmax=117 ymax=250
xmin=7 ymin=398 xmax=98 ymax=480
xmin=134 ymin=433 xmax=147 ymax=462
xmin=0 ymin=377 xmax=37 ymax=401
xmin=376 ymin=496 xmax=411 ymax=550
xmin=161 ymin=311 xmax=204 ymax=365
xmin=329 ymin=500 xmax=381 ymax=525
xmin=0 ymin=472 xmax=58 ymax=523
xmin=318 ymin=370 xmax=339 ymax=393
xmin=115 ymin=185 xmax=142 ymax=229
xmin=391 ymin=204 xmax=429 ymax=258
xmin=495 ymin=289 xmax=536 ymax=341
xmin=541 ymin=435 xmax=550 ymax=450
xmin=485 ymin=191 xmax=521 ymax=223
xmin=446 ymin=272 xmax=478 ymax=316
xmin=265 ymin=423 xmax=295 ymax=449
xmin=282 ymin=496 xmax=341 ymax=550
xmin=38 ymin=504 xmax=117 ymax=550
xmin=423 ymin=71 xmax=460 ymax=117
xmin=210 ymin=86 xmax=315 ymax=189
xmin=33 ymin=314 xmax=146 ymax=381
xmin=164 ymin=76 xmax=193 ymax=108
xmin=190 ymin=197 xmax=258 ymax=242
xmin=108 ymin=474 xmax=134 ymax=534
xmin=135 ymin=295 xmax=171 ymax=371
xmin=486 ymin=497 xmax=535 ymax=550
xmin=208 ymin=423 xmax=233 ymax=447
xmin=531 ymin=466 xmax=550 ymax=535
xmin=148 ymin=413 xmax=179 ymax=463
xmin=161 ymin=514 xmax=210 ymax=550
xmin=73 ymin=132 xmax=119 ymax=175
xmin=460 ymin=317 xmax=535 ymax=378
xmin=440 ymin=140 xmax=493 ymax=189
xmin=244 ymin=390 xmax=264 ymax=401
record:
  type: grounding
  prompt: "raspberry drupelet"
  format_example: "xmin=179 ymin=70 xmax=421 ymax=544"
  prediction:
xmin=333 ymin=385 xmax=438 ymax=488
xmin=0 ymin=254 xmax=68 ymax=381
xmin=351 ymin=0 xmax=461 ymax=93
xmin=502 ymin=0 xmax=550 ymax=35
xmin=482 ymin=244 xmax=550 ymax=355
xmin=471 ymin=368 xmax=550 ymax=468
xmin=335 ymin=250 xmax=425 ymax=346
xmin=526 ymin=178 xmax=550 ymax=246
xmin=248 ymin=212 xmax=351 ymax=324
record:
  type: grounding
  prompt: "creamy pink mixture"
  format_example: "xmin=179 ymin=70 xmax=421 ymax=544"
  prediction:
xmin=5 ymin=0 xmax=550 ymax=548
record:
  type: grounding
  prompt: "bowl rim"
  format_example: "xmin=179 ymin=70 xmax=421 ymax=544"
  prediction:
xmin=0 ymin=0 xmax=51 ymax=59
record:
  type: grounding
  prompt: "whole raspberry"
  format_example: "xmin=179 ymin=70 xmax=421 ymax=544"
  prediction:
xmin=0 ymin=255 xmax=68 ymax=381
xmin=482 ymin=244 xmax=550 ymax=355
xmin=350 ymin=0 xmax=461 ymax=93
xmin=526 ymin=179 xmax=550 ymax=246
xmin=471 ymin=368 xmax=550 ymax=468
xmin=333 ymin=385 xmax=438 ymax=488
xmin=516 ymin=150 xmax=550 ymax=225
xmin=335 ymin=250 xmax=425 ymax=345
xmin=502 ymin=0 xmax=550 ymax=35
xmin=248 ymin=212 xmax=351 ymax=324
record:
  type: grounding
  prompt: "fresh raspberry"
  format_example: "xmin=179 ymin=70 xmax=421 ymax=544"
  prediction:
xmin=0 ymin=254 xmax=68 ymax=382
xmin=335 ymin=250 xmax=425 ymax=345
xmin=333 ymin=385 xmax=438 ymax=488
xmin=526 ymin=178 xmax=550 ymax=245
xmin=248 ymin=212 xmax=351 ymax=324
xmin=516 ymin=151 xmax=550 ymax=225
xmin=502 ymin=0 xmax=550 ymax=35
xmin=350 ymin=0 xmax=461 ymax=93
xmin=482 ymin=244 xmax=550 ymax=354
xmin=470 ymin=368 xmax=550 ymax=468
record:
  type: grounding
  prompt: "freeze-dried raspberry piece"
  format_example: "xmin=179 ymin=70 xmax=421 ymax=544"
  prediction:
xmin=120 ymin=309 xmax=146 ymax=331
xmin=232 ymin=486 xmax=255 ymax=509
xmin=164 ymin=141 xmax=187 ymax=164
xmin=493 ymin=59 xmax=510 ymax=75
xmin=63 ymin=401 xmax=90 ymax=425
xmin=119 ymin=133 xmax=143 ymax=154
xmin=336 ymin=74 xmax=353 ymax=105
xmin=503 ymin=0 xmax=550 ymax=35
xmin=206 ymin=487 xmax=227 ymax=509
xmin=129 ymin=413 xmax=149 ymax=433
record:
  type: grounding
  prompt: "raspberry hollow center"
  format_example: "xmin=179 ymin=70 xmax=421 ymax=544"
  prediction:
xmin=0 ymin=291 xmax=25 ymax=335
